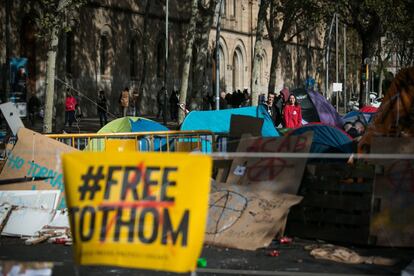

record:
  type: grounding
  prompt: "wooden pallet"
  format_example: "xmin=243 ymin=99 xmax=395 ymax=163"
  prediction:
xmin=286 ymin=162 xmax=377 ymax=245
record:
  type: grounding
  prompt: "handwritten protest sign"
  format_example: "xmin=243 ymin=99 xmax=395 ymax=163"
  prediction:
xmin=0 ymin=128 xmax=77 ymax=208
xmin=62 ymin=152 xmax=211 ymax=273
xmin=205 ymin=183 xmax=302 ymax=250
xmin=226 ymin=132 xmax=312 ymax=194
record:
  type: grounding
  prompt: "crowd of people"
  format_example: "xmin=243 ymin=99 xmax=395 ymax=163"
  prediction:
xmin=62 ymin=85 xmax=304 ymax=130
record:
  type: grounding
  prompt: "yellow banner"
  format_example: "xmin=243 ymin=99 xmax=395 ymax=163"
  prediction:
xmin=62 ymin=152 xmax=212 ymax=273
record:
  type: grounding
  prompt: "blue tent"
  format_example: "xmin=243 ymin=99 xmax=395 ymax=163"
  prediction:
xmin=343 ymin=111 xmax=376 ymax=126
xmin=288 ymin=124 xmax=353 ymax=154
xmin=181 ymin=105 xmax=280 ymax=137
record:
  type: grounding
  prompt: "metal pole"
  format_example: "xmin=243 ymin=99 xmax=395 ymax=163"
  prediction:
xmin=3 ymin=0 xmax=11 ymax=102
xmin=325 ymin=13 xmax=336 ymax=99
xmin=365 ymin=64 xmax=369 ymax=105
xmin=163 ymin=0 xmax=169 ymax=125
xmin=215 ymin=0 xmax=223 ymax=110
xmin=343 ymin=24 xmax=347 ymax=112
xmin=335 ymin=14 xmax=339 ymax=112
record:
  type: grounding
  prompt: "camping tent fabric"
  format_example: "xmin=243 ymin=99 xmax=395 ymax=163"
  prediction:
xmin=87 ymin=117 xmax=170 ymax=151
xmin=307 ymin=89 xmax=344 ymax=128
xmin=291 ymin=88 xmax=320 ymax=123
xmin=180 ymin=105 xmax=280 ymax=137
xmin=343 ymin=111 xmax=376 ymax=126
xmin=288 ymin=124 xmax=353 ymax=154
xmin=97 ymin=117 xmax=169 ymax=133
xmin=359 ymin=106 xmax=378 ymax=113
xmin=291 ymin=88 xmax=344 ymax=128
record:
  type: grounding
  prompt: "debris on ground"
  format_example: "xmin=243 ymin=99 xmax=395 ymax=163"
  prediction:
xmin=305 ymin=244 xmax=397 ymax=266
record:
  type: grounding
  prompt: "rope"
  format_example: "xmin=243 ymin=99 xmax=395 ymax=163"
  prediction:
xmin=55 ymin=77 xmax=119 ymax=119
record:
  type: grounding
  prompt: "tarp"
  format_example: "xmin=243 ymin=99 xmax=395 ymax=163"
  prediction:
xmin=291 ymin=88 xmax=343 ymax=128
xmin=181 ymin=106 xmax=280 ymax=137
xmin=291 ymin=88 xmax=320 ymax=123
xmin=343 ymin=111 xmax=376 ymax=126
xmin=288 ymin=124 xmax=353 ymax=154
xmin=359 ymin=67 xmax=414 ymax=152
xmin=359 ymin=105 xmax=378 ymax=113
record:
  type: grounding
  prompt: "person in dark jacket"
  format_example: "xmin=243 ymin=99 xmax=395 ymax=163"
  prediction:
xmin=97 ymin=90 xmax=108 ymax=127
xmin=263 ymin=92 xmax=282 ymax=127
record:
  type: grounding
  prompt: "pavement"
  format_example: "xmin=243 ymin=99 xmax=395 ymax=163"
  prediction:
xmin=1 ymin=237 xmax=413 ymax=275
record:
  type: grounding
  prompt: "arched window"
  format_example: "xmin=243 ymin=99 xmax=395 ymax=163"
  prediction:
xmin=157 ymin=39 xmax=165 ymax=78
xmin=230 ymin=0 xmax=236 ymax=17
xmin=130 ymin=36 xmax=138 ymax=79
xmin=99 ymin=33 xmax=108 ymax=75
xmin=232 ymin=47 xmax=243 ymax=90
xmin=66 ymin=31 xmax=73 ymax=75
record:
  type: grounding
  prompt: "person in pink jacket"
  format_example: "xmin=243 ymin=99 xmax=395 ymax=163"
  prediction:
xmin=283 ymin=94 xmax=302 ymax=128
xmin=65 ymin=89 xmax=77 ymax=127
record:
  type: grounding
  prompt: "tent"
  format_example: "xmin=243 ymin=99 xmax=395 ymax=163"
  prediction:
xmin=343 ymin=111 xmax=376 ymax=126
xmin=288 ymin=124 xmax=353 ymax=154
xmin=359 ymin=105 xmax=378 ymax=113
xmin=181 ymin=105 xmax=280 ymax=137
xmin=98 ymin=117 xmax=169 ymax=133
xmin=88 ymin=117 xmax=170 ymax=151
xmin=359 ymin=67 xmax=414 ymax=152
xmin=291 ymin=88 xmax=344 ymax=128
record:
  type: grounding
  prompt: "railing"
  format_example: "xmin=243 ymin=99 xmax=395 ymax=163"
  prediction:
xmin=45 ymin=130 xmax=215 ymax=153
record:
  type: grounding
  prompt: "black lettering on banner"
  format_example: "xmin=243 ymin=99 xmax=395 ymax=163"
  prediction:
xmin=121 ymin=166 xmax=141 ymax=200
xmin=69 ymin=207 xmax=80 ymax=243
xmin=138 ymin=208 xmax=159 ymax=244
xmin=161 ymin=167 xmax=177 ymax=202
xmin=99 ymin=206 xmax=116 ymax=242
xmin=105 ymin=166 xmax=122 ymax=199
xmin=80 ymin=206 xmax=96 ymax=242
xmin=143 ymin=167 xmax=160 ymax=200
xmin=162 ymin=209 xmax=189 ymax=247
xmin=114 ymin=207 xmax=136 ymax=242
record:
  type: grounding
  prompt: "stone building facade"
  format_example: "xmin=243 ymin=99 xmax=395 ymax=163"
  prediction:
xmin=0 ymin=0 xmax=325 ymax=118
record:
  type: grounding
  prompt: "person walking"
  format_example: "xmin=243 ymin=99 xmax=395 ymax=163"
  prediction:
xmin=27 ymin=91 xmax=40 ymax=126
xmin=156 ymin=87 xmax=166 ymax=119
xmin=64 ymin=89 xmax=77 ymax=128
xmin=119 ymin=87 xmax=130 ymax=117
xmin=97 ymin=90 xmax=108 ymax=127
xmin=133 ymin=89 xmax=140 ymax=116
xmin=169 ymin=90 xmax=179 ymax=121
xmin=283 ymin=94 xmax=302 ymax=128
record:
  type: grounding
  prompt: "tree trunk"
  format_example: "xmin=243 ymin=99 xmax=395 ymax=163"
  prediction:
xmin=43 ymin=28 xmax=59 ymax=133
xmin=139 ymin=0 xmax=152 ymax=93
xmin=251 ymin=0 xmax=269 ymax=106
xmin=192 ymin=0 xmax=220 ymax=108
xmin=178 ymin=0 xmax=199 ymax=123
xmin=268 ymin=41 xmax=282 ymax=94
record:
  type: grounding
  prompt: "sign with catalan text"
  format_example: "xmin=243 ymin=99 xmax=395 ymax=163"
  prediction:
xmin=62 ymin=152 xmax=212 ymax=273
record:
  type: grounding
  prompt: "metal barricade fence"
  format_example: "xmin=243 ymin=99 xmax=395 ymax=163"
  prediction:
xmin=45 ymin=130 xmax=216 ymax=153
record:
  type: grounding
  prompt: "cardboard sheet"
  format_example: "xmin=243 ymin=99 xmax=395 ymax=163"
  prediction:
xmin=1 ymin=207 xmax=54 ymax=236
xmin=226 ymin=132 xmax=313 ymax=194
xmin=205 ymin=183 xmax=302 ymax=250
xmin=0 ymin=128 xmax=77 ymax=208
